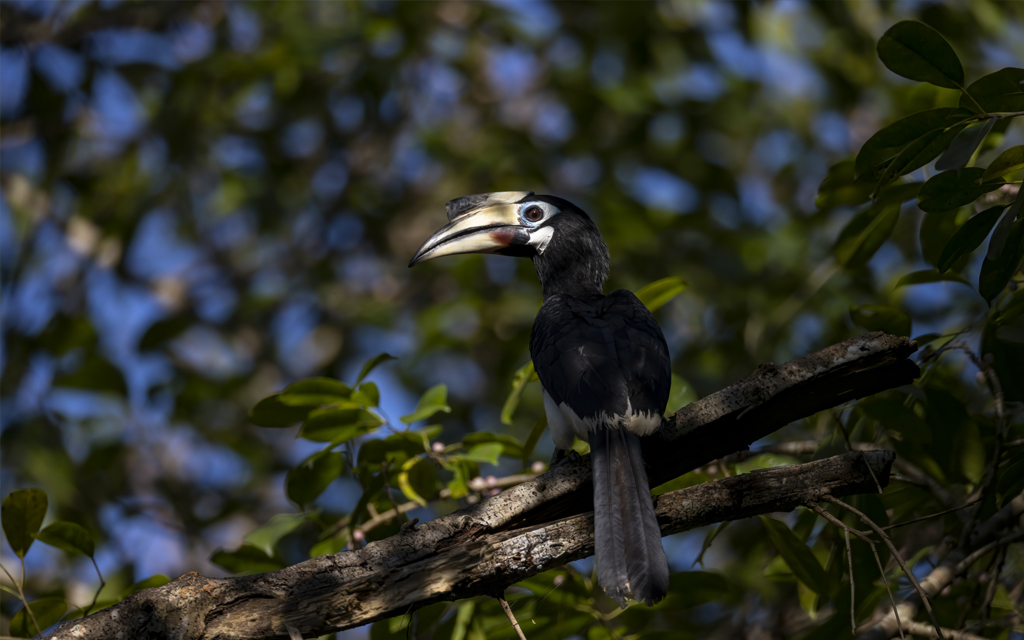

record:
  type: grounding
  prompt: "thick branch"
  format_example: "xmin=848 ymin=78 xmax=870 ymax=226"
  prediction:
xmin=48 ymin=332 xmax=919 ymax=640
xmin=51 ymin=452 xmax=895 ymax=640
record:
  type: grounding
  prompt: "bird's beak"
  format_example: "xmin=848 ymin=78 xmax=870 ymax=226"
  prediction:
xmin=409 ymin=192 xmax=533 ymax=267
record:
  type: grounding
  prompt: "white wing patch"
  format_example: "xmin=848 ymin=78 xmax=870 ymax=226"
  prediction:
xmin=543 ymin=389 xmax=576 ymax=450
xmin=558 ymin=399 xmax=662 ymax=440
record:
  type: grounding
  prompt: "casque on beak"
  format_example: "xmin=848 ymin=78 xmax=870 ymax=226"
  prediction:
xmin=408 ymin=191 xmax=535 ymax=267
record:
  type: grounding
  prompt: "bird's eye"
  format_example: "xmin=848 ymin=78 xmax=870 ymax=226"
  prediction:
xmin=523 ymin=205 xmax=544 ymax=222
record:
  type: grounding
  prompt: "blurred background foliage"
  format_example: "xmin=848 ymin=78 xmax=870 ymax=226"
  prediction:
xmin=1 ymin=1 xmax=1023 ymax=638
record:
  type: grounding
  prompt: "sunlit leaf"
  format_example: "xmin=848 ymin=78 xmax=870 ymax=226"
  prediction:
xmin=937 ymin=206 xmax=1007 ymax=273
xmin=355 ymin=353 xmax=397 ymax=385
xmin=279 ymin=377 xmax=352 ymax=406
xmin=248 ymin=394 xmax=317 ymax=428
xmin=122 ymin=575 xmax=171 ymax=597
xmin=310 ymin=533 xmax=348 ymax=558
xmin=286 ymin=450 xmax=345 ymax=507
xmin=210 ymin=544 xmax=286 ymax=573
xmin=397 ymin=457 xmax=436 ymax=506
xmin=501 ymin=361 xmax=538 ymax=425
xmin=457 ymin=443 xmax=503 ymax=466
xmin=634 ymin=276 xmax=687 ymax=312
xmin=244 ymin=513 xmax=310 ymax=556
xmin=34 ymin=520 xmax=94 ymax=557
xmin=849 ymin=304 xmax=912 ymax=337
xmin=10 ymin=597 xmax=67 ymax=638
xmin=2 ymin=488 xmax=48 ymax=559
xmin=351 ymin=382 xmax=380 ymax=407
xmin=761 ymin=516 xmax=831 ymax=596
xmin=981 ymin=144 xmax=1024 ymax=182
xmin=463 ymin=432 xmax=523 ymax=459
xmin=299 ymin=408 xmax=382 ymax=443
xmin=401 ymin=384 xmax=451 ymax=424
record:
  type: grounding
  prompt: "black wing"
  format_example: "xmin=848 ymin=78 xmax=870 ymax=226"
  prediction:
xmin=529 ymin=289 xmax=671 ymax=426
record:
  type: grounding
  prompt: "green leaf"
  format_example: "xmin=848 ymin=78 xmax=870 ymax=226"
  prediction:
xmin=244 ymin=513 xmax=309 ymax=556
xmin=34 ymin=520 xmax=94 ymax=557
xmin=665 ymin=570 xmax=734 ymax=607
xmin=286 ymin=450 xmax=345 ymax=507
xmin=351 ymin=382 xmax=380 ymax=407
xmin=854 ymin=108 xmax=965 ymax=182
xmin=850 ymin=304 xmax=912 ymax=337
xmin=893 ymin=269 xmax=971 ymax=289
xmin=2 ymin=488 xmax=48 ymax=559
xmin=211 ymin=544 xmax=286 ymax=573
xmin=463 ymin=432 xmax=524 ymax=459
xmin=980 ymin=212 xmax=1024 ymax=304
xmin=355 ymin=353 xmax=397 ymax=385
xmin=877 ymin=21 xmax=964 ymax=89
xmin=357 ymin=436 xmax=424 ymax=467
xmin=833 ymin=201 xmax=900 ymax=269
xmin=458 ymin=442 xmax=503 ymax=466
xmin=310 ymin=533 xmax=348 ymax=558
xmin=960 ymin=67 xmax=1024 ymax=112
xmin=501 ymin=361 xmax=537 ymax=425
xmin=875 ymin=122 xmax=969 ymax=187
xmin=299 ymin=408 xmax=382 ymax=443
xmin=935 ymin=119 xmax=995 ymax=171
xmin=982 ymin=145 xmax=1024 ymax=182
xmin=248 ymin=394 xmax=317 ymax=428
xmin=692 ymin=521 xmax=729 ymax=568
xmin=816 ymin=160 xmax=873 ymax=212
xmin=520 ymin=414 xmax=547 ymax=465
xmin=938 ymin=206 xmax=1007 ymax=273
xmin=279 ymin=377 xmax=352 ymax=406
xmin=122 ymin=574 xmax=171 ymax=597
xmin=397 ymin=457 xmax=437 ymax=506
xmin=861 ymin=396 xmax=931 ymax=442
xmin=917 ymin=168 xmax=1004 ymax=213
xmin=634 ymin=276 xmax=687 ymax=312
xmin=665 ymin=373 xmax=698 ymax=415
xmin=401 ymin=384 xmax=451 ymax=424
xmin=761 ymin=516 xmax=831 ymax=596
xmin=10 ymin=597 xmax=67 ymax=638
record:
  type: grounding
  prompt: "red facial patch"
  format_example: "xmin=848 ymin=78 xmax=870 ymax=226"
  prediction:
xmin=488 ymin=227 xmax=517 ymax=246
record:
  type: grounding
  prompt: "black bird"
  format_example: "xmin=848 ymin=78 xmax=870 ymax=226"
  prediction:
xmin=410 ymin=191 xmax=670 ymax=607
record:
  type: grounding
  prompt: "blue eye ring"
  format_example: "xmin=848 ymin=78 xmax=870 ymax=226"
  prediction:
xmin=523 ymin=205 xmax=544 ymax=222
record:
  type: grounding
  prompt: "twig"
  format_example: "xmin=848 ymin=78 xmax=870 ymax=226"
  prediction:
xmin=979 ymin=546 xmax=1005 ymax=628
xmin=82 ymin=557 xmax=106 ymax=617
xmin=808 ymin=503 xmax=904 ymax=639
xmin=498 ymin=596 xmax=528 ymax=640
xmin=881 ymin=499 xmax=980 ymax=531
xmin=902 ymin=620 xmax=988 ymax=640
xmin=825 ymin=496 xmax=946 ymax=640
xmin=845 ymin=529 xmax=855 ymax=634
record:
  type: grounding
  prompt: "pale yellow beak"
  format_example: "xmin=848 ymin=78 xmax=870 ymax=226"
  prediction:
xmin=409 ymin=192 xmax=534 ymax=266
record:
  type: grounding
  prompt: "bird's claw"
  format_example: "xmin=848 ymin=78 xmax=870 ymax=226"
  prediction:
xmin=550 ymin=448 xmax=582 ymax=467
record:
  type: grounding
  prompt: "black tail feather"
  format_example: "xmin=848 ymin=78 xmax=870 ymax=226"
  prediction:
xmin=590 ymin=427 xmax=669 ymax=607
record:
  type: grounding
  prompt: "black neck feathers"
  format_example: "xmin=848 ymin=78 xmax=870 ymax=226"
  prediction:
xmin=531 ymin=203 xmax=610 ymax=300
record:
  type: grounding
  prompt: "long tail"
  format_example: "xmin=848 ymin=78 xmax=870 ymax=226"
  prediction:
xmin=590 ymin=426 xmax=669 ymax=607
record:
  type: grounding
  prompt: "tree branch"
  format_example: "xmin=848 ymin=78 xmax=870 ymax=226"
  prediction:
xmin=48 ymin=332 xmax=919 ymax=640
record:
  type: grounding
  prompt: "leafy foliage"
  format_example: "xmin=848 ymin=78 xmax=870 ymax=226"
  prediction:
xmin=1 ymin=2 xmax=1022 ymax=638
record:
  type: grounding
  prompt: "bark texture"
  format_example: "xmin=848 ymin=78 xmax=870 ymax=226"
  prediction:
xmin=47 ymin=332 xmax=919 ymax=640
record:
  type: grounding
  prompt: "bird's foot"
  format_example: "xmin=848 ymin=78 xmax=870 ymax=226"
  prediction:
xmin=550 ymin=448 xmax=582 ymax=467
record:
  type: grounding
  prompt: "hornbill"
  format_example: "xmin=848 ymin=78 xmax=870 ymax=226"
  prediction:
xmin=410 ymin=191 xmax=670 ymax=607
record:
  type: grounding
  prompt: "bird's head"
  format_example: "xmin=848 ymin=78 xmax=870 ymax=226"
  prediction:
xmin=410 ymin=191 xmax=609 ymax=298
